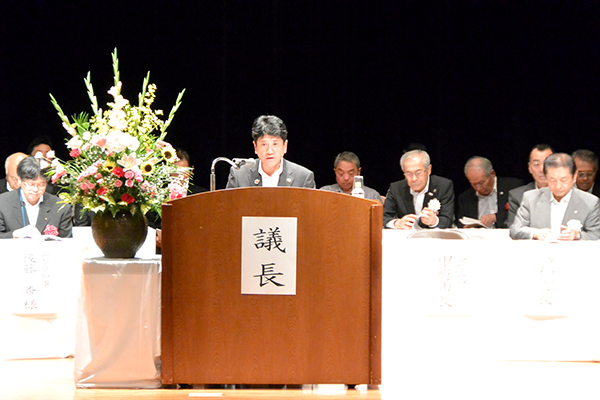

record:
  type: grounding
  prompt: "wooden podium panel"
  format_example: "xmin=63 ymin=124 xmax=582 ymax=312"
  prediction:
xmin=161 ymin=188 xmax=381 ymax=385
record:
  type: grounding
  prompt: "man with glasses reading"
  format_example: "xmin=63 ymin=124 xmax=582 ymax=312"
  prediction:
xmin=0 ymin=156 xmax=72 ymax=238
xmin=572 ymin=149 xmax=600 ymax=198
xmin=383 ymin=149 xmax=455 ymax=229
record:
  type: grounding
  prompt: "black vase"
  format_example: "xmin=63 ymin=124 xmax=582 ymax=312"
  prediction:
xmin=91 ymin=209 xmax=148 ymax=258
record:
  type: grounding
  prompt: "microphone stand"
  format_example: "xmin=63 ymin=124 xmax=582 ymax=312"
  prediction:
xmin=210 ymin=157 xmax=237 ymax=191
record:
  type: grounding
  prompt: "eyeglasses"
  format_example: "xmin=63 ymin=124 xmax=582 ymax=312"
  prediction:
xmin=577 ymin=171 xmax=596 ymax=179
xmin=21 ymin=180 xmax=47 ymax=190
xmin=404 ymin=169 xmax=426 ymax=179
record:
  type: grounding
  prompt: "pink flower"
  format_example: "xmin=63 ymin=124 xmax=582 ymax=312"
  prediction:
xmin=43 ymin=225 xmax=59 ymax=236
xmin=52 ymin=170 xmax=66 ymax=184
xmin=121 ymin=193 xmax=135 ymax=204
xmin=70 ymin=148 xmax=81 ymax=158
xmin=94 ymin=173 xmax=102 ymax=179
xmin=125 ymin=179 xmax=134 ymax=188
xmin=114 ymin=179 xmax=123 ymax=188
xmin=124 ymin=170 xmax=135 ymax=179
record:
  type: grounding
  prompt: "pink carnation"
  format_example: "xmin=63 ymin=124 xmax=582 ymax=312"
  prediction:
xmin=43 ymin=225 xmax=59 ymax=236
xmin=114 ymin=179 xmax=123 ymax=188
xmin=70 ymin=148 xmax=81 ymax=158
xmin=125 ymin=179 xmax=134 ymax=188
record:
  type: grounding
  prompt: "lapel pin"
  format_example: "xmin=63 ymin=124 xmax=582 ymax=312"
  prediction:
xmin=254 ymin=179 xmax=260 ymax=185
xmin=286 ymin=178 xmax=292 ymax=183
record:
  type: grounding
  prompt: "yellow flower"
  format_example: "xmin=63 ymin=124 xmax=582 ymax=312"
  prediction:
xmin=140 ymin=161 xmax=154 ymax=175
xmin=104 ymin=160 xmax=116 ymax=171
xmin=162 ymin=147 xmax=176 ymax=162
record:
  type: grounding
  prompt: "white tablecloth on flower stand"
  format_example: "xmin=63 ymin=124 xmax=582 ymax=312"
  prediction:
xmin=74 ymin=257 xmax=162 ymax=388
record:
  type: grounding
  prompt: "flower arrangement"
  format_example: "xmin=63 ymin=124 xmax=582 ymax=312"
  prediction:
xmin=48 ymin=49 xmax=187 ymax=218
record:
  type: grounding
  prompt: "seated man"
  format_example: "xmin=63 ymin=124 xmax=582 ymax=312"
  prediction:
xmin=572 ymin=149 xmax=600 ymax=198
xmin=507 ymin=144 xmax=554 ymax=227
xmin=456 ymin=156 xmax=523 ymax=228
xmin=510 ymin=153 xmax=600 ymax=240
xmin=0 ymin=152 xmax=28 ymax=194
xmin=0 ymin=156 xmax=73 ymax=238
xmin=226 ymin=115 xmax=315 ymax=188
xmin=383 ymin=149 xmax=454 ymax=229
xmin=174 ymin=148 xmax=208 ymax=194
xmin=320 ymin=151 xmax=383 ymax=204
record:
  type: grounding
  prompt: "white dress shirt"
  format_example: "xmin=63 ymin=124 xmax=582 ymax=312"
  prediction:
xmin=258 ymin=160 xmax=284 ymax=187
xmin=476 ymin=178 xmax=498 ymax=220
xmin=550 ymin=189 xmax=572 ymax=236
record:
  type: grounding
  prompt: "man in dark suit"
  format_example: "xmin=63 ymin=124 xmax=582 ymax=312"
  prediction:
xmin=506 ymin=144 xmax=554 ymax=227
xmin=456 ymin=156 xmax=523 ymax=228
xmin=0 ymin=152 xmax=28 ymax=194
xmin=226 ymin=115 xmax=315 ymax=189
xmin=572 ymin=149 xmax=600 ymax=198
xmin=383 ymin=149 xmax=455 ymax=229
xmin=510 ymin=153 xmax=600 ymax=240
xmin=0 ymin=156 xmax=72 ymax=238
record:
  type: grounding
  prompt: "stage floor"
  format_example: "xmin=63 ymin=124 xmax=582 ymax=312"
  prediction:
xmin=1 ymin=358 xmax=599 ymax=399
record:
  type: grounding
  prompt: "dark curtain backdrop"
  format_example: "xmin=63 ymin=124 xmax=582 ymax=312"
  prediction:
xmin=1 ymin=1 xmax=599 ymax=195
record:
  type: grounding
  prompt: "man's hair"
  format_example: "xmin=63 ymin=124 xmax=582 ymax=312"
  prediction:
xmin=572 ymin=149 xmax=599 ymax=171
xmin=17 ymin=156 xmax=44 ymax=181
xmin=530 ymin=143 xmax=554 ymax=159
xmin=464 ymin=156 xmax=494 ymax=177
xmin=176 ymin=148 xmax=191 ymax=164
xmin=27 ymin=135 xmax=54 ymax=156
xmin=400 ymin=149 xmax=430 ymax=172
xmin=4 ymin=155 xmax=10 ymax=175
xmin=251 ymin=115 xmax=288 ymax=142
xmin=333 ymin=151 xmax=360 ymax=169
xmin=544 ymin=153 xmax=576 ymax=175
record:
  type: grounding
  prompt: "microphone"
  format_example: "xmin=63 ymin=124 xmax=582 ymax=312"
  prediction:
xmin=232 ymin=158 xmax=256 ymax=169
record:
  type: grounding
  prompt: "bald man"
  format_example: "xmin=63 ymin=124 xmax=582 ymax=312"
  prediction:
xmin=0 ymin=152 xmax=28 ymax=194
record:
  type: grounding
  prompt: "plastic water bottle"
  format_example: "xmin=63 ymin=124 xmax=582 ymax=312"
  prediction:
xmin=351 ymin=176 xmax=365 ymax=198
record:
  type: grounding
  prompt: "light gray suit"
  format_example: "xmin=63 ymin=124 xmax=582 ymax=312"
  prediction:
xmin=510 ymin=187 xmax=600 ymax=240
xmin=226 ymin=159 xmax=315 ymax=189
xmin=0 ymin=189 xmax=73 ymax=238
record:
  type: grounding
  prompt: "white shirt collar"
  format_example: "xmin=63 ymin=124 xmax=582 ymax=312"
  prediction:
xmin=258 ymin=160 xmax=284 ymax=187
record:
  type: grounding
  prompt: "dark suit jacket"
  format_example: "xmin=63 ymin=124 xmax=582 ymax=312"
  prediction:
xmin=383 ymin=175 xmax=455 ymax=229
xmin=226 ymin=159 xmax=316 ymax=189
xmin=0 ymin=190 xmax=73 ymax=238
xmin=0 ymin=178 xmax=9 ymax=194
xmin=456 ymin=177 xmax=524 ymax=228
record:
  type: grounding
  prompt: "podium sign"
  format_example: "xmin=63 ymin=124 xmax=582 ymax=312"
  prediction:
xmin=241 ymin=216 xmax=298 ymax=295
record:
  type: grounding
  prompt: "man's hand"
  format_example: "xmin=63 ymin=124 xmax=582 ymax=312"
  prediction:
xmin=480 ymin=213 xmax=497 ymax=228
xmin=419 ymin=208 xmax=439 ymax=227
xmin=156 ymin=229 xmax=162 ymax=248
xmin=394 ymin=214 xmax=418 ymax=230
xmin=13 ymin=225 xmax=41 ymax=238
xmin=532 ymin=228 xmax=552 ymax=241
xmin=558 ymin=226 xmax=580 ymax=241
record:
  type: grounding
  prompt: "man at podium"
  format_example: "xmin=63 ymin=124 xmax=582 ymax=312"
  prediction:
xmin=226 ymin=115 xmax=315 ymax=189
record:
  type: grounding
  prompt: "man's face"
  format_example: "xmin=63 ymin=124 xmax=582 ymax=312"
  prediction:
xmin=402 ymin=155 xmax=431 ymax=193
xmin=546 ymin=166 xmax=576 ymax=202
xmin=174 ymin=158 xmax=192 ymax=179
xmin=253 ymin=135 xmax=287 ymax=173
xmin=574 ymin=157 xmax=598 ymax=192
xmin=466 ymin=168 xmax=496 ymax=196
xmin=6 ymin=154 xmax=27 ymax=190
xmin=31 ymin=144 xmax=53 ymax=159
xmin=334 ymin=160 xmax=361 ymax=193
xmin=528 ymin=148 xmax=553 ymax=187
xmin=20 ymin=177 xmax=47 ymax=205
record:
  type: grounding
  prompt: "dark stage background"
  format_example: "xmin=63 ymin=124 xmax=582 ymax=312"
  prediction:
xmin=1 ymin=1 xmax=599 ymax=196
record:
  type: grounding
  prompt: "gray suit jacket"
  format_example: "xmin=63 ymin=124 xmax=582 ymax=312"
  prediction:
xmin=510 ymin=187 xmax=600 ymax=240
xmin=226 ymin=159 xmax=316 ymax=189
xmin=319 ymin=183 xmax=383 ymax=204
xmin=0 ymin=189 xmax=73 ymax=238
xmin=506 ymin=181 xmax=537 ymax=228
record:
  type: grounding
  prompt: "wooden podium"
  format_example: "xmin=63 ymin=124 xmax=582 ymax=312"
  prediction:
xmin=161 ymin=188 xmax=382 ymax=385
